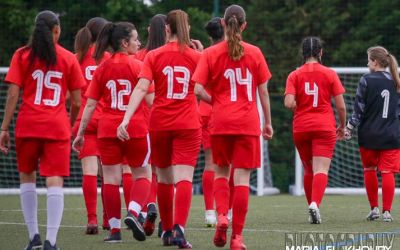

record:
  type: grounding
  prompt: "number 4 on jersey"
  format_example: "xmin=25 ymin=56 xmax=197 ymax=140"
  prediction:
xmin=305 ymin=82 xmax=318 ymax=107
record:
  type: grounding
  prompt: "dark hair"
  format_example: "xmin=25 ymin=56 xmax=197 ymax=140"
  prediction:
xmin=301 ymin=36 xmax=323 ymax=64
xmin=93 ymin=22 xmax=136 ymax=62
xmin=166 ymin=10 xmax=190 ymax=50
xmin=368 ymin=46 xmax=400 ymax=91
xmin=27 ymin=10 xmax=60 ymax=67
xmin=224 ymin=5 xmax=246 ymax=61
xmin=205 ymin=17 xmax=223 ymax=45
xmin=145 ymin=14 xmax=167 ymax=51
xmin=74 ymin=17 xmax=107 ymax=63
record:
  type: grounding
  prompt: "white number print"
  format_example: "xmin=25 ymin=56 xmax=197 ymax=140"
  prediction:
xmin=32 ymin=70 xmax=62 ymax=106
xmin=163 ymin=66 xmax=190 ymax=99
xmin=305 ymin=82 xmax=319 ymax=107
xmin=224 ymin=68 xmax=253 ymax=101
xmin=381 ymin=89 xmax=390 ymax=119
xmin=85 ymin=66 xmax=97 ymax=81
xmin=106 ymin=79 xmax=132 ymax=111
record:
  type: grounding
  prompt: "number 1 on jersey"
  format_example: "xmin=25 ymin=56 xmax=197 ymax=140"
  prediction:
xmin=381 ymin=89 xmax=390 ymax=118
xmin=163 ymin=66 xmax=190 ymax=100
xmin=32 ymin=70 xmax=62 ymax=107
xmin=305 ymin=82 xmax=318 ymax=107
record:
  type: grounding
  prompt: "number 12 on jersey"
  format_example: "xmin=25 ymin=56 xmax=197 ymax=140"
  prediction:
xmin=305 ymin=82 xmax=318 ymax=107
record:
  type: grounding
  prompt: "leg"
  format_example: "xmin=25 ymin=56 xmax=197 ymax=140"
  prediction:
xmin=81 ymin=156 xmax=100 ymax=233
xmin=20 ymin=172 xmax=40 ymax=245
xmin=45 ymin=176 xmax=64 ymax=247
xmin=122 ymin=164 xmax=133 ymax=211
xmin=202 ymin=149 xmax=216 ymax=226
xmin=231 ymin=168 xmax=251 ymax=237
xmin=156 ymin=166 xmax=174 ymax=245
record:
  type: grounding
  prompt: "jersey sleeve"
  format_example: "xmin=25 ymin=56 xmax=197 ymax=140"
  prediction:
xmin=68 ymin=57 xmax=86 ymax=91
xmin=138 ymin=52 xmax=154 ymax=82
xmin=256 ymin=48 xmax=272 ymax=85
xmin=85 ymin=67 xmax=103 ymax=101
xmin=5 ymin=50 xmax=24 ymax=87
xmin=330 ymin=71 xmax=345 ymax=96
xmin=285 ymin=71 xmax=297 ymax=95
xmin=192 ymin=50 xmax=210 ymax=86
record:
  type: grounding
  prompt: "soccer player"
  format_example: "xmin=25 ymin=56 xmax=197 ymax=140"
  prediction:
xmin=193 ymin=5 xmax=273 ymax=250
xmin=117 ymin=9 xmax=202 ymax=248
xmin=73 ymin=16 xmax=110 ymax=235
xmin=72 ymin=21 xmax=152 ymax=243
xmin=134 ymin=13 xmax=167 ymax=236
xmin=200 ymin=16 xmax=224 ymax=228
xmin=0 ymin=10 xmax=85 ymax=250
xmin=345 ymin=46 xmax=400 ymax=222
xmin=284 ymin=37 xmax=346 ymax=224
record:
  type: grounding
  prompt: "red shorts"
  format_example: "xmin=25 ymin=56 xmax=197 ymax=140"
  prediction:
xmin=211 ymin=135 xmax=260 ymax=169
xmin=73 ymin=119 xmax=100 ymax=160
xmin=201 ymin=116 xmax=211 ymax=150
xmin=293 ymin=131 xmax=336 ymax=170
xmin=150 ymin=129 xmax=201 ymax=168
xmin=359 ymin=147 xmax=400 ymax=172
xmin=16 ymin=138 xmax=70 ymax=177
xmin=98 ymin=135 xmax=150 ymax=168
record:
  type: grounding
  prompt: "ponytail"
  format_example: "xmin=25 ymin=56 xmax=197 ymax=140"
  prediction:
xmin=93 ymin=22 xmax=114 ymax=62
xmin=224 ymin=5 xmax=246 ymax=61
xmin=166 ymin=10 xmax=190 ymax=51
xmin=146 ymin=14 xmax=167 ymax=51
xmin=28 ymin=10 xmax=59 ymax=67
xmin=74 ymin=27 xmax=92 ymax=63
xmin=301 ymin=37 xmax=323 ymax=64
xmin=388 ymin=54 xmax=400 ymax=92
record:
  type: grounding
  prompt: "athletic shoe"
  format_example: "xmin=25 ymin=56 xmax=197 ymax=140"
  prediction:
xmin=24 ymin=234 xmax=42 ymax=250
xmin=161 ymin=230 xmax=173 ymax=246
xmin=214 ymin=214 xmax=228 ymax=247
xmin=366 ymin=207 xmax=380 ymax=221
xmin=103 ymin=230 xmax=122 ymax=243
xmin=102 ymin=221 xmax=110 ymax=231
xmin=124 ymin=212 xmax=146 ymax=241
xmin=138 ymin=212 xmax=145 ymax=225
xmin=143 ymin=203 xmax=158 ymax=236
xmin=85 ymin=223 xmax=99 ymax=235
xmin=157 ymin=221 xmax=163 ymax=238
xmin=205 ymin=210 xmax=216 ymax=227
xmin=227 ymin=208 xmax=233 ymax=223
xmin=230 ymin=234 xmax=247 ymax=250
xmin=172 ymin=224 xmax=192 ymax=249
xmin=308 ymin=202 xmax=321 ymax=224
xmin=382 ymin=211 xmax=393 ymax=222
xmin=43 ymin=240 xmax=60 ymax=250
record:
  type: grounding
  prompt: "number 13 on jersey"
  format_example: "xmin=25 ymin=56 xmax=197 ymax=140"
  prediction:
xmin=305 ymin=82 xmax=318 ymax=107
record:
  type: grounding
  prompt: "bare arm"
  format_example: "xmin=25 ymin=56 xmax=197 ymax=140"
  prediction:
xmin=1 ymin=84 xmax=20 ymax=131
xmin=123 ymin=78 xmax=150 ymax=124
xmin=144 ymin=92 xmax=154 ymax=108
xmin=77 ymin=98 xmax=97 ymax=137
xmin=284 ymin=94 xmax=297 ymax=111
xmin=258 ymin=82 xmax=273 ymax=140
xmin=194 ymin=83 xmax=211 ymax=104
xmin=334 ymin=94 xmax=347 ymax=140
xmin=69 ymin=89 xmax=81 ymax=127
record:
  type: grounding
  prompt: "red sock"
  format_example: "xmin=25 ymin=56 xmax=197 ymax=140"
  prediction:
xmin=101 ymin=178 xmax=108 ymax=227
xmin=364 ymin=170 xmax=379 ymax=209
xmin=232 ymin=186 xmax=249 ymax=235
xmin=311 ymin=173 xmax=328 ymax=207
xmin=303 ymin=173 xmax=313 ymax=205
xmin=158 ymin=183 xmax=174 ymax=231
xmin=122 ymin=173 xmax=133 ymax=210
xmin=174 ymin=181 xmax=193 ymax=228
xmin=129 ymin=178 xmax=151 ymax=216
xmin=214 ymin=178 xmax=229 ymax=215
xmin=202 ymin=170 xmax=215 ymax=210
xmin=82 ymin=175 xmax=98 ymax=224
xmin=229 ymin=167 xmax=235 ymax=209
xmin=382 ymin=172 xmax=395 ymax=212
xmin=148 ymin=173 xmax=158 ymax=205
xmin=103 ymin=184 xmax=121 ymax=229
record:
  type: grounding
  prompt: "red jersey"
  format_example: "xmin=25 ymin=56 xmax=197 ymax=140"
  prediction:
xmin=139 ymin=41 xmax=201 ymax=131
xmin=135 ymin=48 xmax=148 ymax=62
xmin=5 ymin=44 xmax=85 ymax=140
xmin=76 ymin=46 xmax=110 ymax=121
xmin=198 ymin=90 xmax=212 ymax=117
xmin=285 ymin=62 xmax=345 ymax=133
xmin=85 ymin=52 xmax=148 ymax=138
xmin=192 ymin=41 xmax=272 ymax=136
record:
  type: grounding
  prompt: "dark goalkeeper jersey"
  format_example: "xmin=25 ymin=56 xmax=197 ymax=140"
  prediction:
xmin=348 ymin=71 xmax=400 ymax=149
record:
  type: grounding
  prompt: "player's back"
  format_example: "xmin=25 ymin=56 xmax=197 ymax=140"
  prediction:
xmin=141 ymin=41 xmax=201 ymax=131
xmin=288 ymin=62 xmax=343 ymax=132
xmin=358 ymin=71 xmax=400 ymax=149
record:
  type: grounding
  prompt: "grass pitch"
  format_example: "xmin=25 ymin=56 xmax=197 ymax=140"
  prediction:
xmin=1 ymin=194 xmax=399 ymax=249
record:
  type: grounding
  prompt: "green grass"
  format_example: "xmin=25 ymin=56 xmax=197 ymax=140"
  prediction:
xmin=1 ymin=194 xmax=400 ymax=249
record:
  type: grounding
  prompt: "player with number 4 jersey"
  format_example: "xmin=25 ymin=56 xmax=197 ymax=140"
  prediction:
xmin=345 ymin=46 xmax=400 ymax=222
xmin=284 ymin=37 xmax=346 ymax=225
